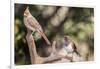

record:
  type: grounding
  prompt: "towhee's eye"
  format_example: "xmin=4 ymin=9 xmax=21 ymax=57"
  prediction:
xmin=64 ymin=36 xmax=68 ymax=41
xmin=64 ymin=36 xmax=70 ymax=46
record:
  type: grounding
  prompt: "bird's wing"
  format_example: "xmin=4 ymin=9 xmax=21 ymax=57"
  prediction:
xmin=27 ymin=16 xmax=51 ymax=45
xmin=27 ymin=16 xmax=43 ymax=32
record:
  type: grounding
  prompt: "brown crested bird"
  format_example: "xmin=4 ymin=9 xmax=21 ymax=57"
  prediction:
xmin=24 ymin=7 xmax=51 ymax=45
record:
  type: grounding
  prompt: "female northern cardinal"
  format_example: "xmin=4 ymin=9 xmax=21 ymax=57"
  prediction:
xmin=24 ymin=7 xmax=51 ymax=45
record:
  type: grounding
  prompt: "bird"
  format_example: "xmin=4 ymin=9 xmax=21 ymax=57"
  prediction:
xmin=57 ymin=36 xmax=83 ymax=62
xmin=23 ymin=7 xmax=51 ymax=45
xmin=64 ymin=36 xmax=81 ymax=56
xmin=56 ymin=36 xmax=80 ymax=56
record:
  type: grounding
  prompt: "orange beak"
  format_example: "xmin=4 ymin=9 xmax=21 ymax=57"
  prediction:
xmin=24 ymin=12 xmax=28 ymax=17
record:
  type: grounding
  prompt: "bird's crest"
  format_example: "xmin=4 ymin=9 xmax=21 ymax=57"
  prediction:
xmin=24 ymin=6 xmax=30 ymax=17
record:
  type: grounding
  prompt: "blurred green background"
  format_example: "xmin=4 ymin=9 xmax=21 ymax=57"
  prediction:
xmin=15 ymin=4 xmax=94 ymax=65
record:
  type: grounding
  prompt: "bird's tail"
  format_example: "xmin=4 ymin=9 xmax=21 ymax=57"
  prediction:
xmin=39 ymin=31 xmax=51 ymax=45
